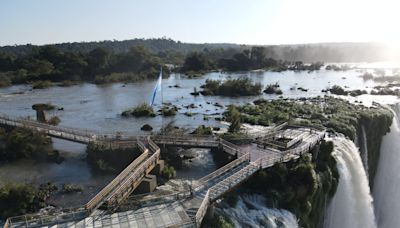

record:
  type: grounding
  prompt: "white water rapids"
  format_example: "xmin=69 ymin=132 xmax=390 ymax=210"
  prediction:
xmin=324 ymin=137 xmax=376 ymax=228
xmin=373 ymin=105 xmax=400 ymax=228
xmin=221 ymin=194 xmax=298 ymax=228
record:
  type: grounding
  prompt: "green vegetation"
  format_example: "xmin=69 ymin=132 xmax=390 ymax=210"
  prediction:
xmin=182 ymin=52 xmax=214 ymax=73
xmin=59 ymin=80 xmax=79 ymax=87
xmin=161 ymin=165 xmax=176 ymax=180
xmin=94 ymin=72 xmax=150 ymax=84
xmin=288 ymin=61 xmax=324 ymax=71
xmin=225 ymin=106 xmax=242 ymax=133
xmin=161 ymin=106 xmax=177 ymax=116
xmin=326 ymin=85 xmax=367 ymax=96
xmin=61 ymin=184 xmax=83 ymax=194
xmin=264 ymin=83 xmax=283 ymax=95
xmin=191 ymin=125 xmax=213 ymax=135
xmin=32 ymin=103 xmax=56 ymax=111
xmin=0 ymin=183 xmax=50 ymax=219
xmin=0 ymin=45 xmax=163 ymax=86
xmin=0 ymin=76 xmax=11 ymax=87
xmin=325 ymin=64 xmax=350 ymax=71
xmin=225 ymin=97 xmax=393 ymax=141
xmin=244 ymin=140 xmax=338 ymax=228
xmin=122 ymin=103 xmax=156 ymax=117
xmin=0 ymin=127 xmax=54 ymax=161
xmin=86 ymin=143 xmax=141 ymax=173
xmin=48 ymin=116 xmax=61 ymax=126
xmin=328 ymin=85 xmax=348 ymax=95
xmin=201 ymin=77 xmax=262 ymax=97
xmin=371 ymin=87 xmax=400 ymax=96
xmin=32 ymin=80 xmax=53 ymax=89
xmin=201 ymin=214 xmax=234 ymax=228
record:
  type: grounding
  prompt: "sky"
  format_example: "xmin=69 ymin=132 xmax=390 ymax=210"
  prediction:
xmin=1 ymin=0 xmax=400 ymax=46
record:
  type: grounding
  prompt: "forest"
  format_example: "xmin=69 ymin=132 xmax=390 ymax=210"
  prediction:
xmin=0 ymin=38 xmax=393 ymax=87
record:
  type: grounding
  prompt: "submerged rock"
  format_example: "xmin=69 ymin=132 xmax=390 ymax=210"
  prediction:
xmin=141 ymin=124 xmax=153 ymax=131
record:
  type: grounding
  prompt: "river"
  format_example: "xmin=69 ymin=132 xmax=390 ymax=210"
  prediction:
xmin=0 ymin=65 xmax=398 ymax=220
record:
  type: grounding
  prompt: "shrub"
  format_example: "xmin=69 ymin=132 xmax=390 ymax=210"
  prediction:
xmin=162 ymin=106 xmax=177 ymax=116
xmin=201 ymin=77 xmax=262 ymax=97
xmin=61 ymin=184 xmax=83 ymax=194
xmin=122 ymin=103 xmax=156 ymax=117
xmin=191 ymin=125 xmax=213 ymax=135
xmin=0 ymin=77 xmax=11 ymax=87
xmin=162 ymin=165 xmax=176 ymax=180
xmin=0 ymin=127 xmax=53 ymax=161
xmin=48 ymin=116 xmax=61 ymax=126
xmin=32 ymin=80 xmax=53 ymax=89
xmin=0 ymin=183 xmax=39 ymax=219
xmin=329 ymin=85 xmax=348 ymax=95
xmin=32 ymin=103 xmax=56 ymax=111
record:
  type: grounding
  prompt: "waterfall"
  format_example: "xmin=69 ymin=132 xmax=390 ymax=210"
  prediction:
xmin=360 ymin=125 xmax=369 ymax=176
xmin=373 ymin=104 xmax=400 ymax=228
xmin=221 ymin=194 xmax=298 ymax=228
xmin=324 ymin=137 xmax=376 ymax=228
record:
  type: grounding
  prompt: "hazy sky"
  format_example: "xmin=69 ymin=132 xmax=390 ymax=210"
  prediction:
xmin=1 ymin=0 xmax=399 ymax=46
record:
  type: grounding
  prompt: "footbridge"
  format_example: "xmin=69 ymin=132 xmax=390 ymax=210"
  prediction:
xmin=2 ymin=113 xmax=325 ymax=228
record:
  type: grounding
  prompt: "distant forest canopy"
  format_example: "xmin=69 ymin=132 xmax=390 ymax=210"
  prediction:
xmin=0 ymin=38 xmax=397 ymax=87
xmin=0 ymin=37 xmax=395 ymax=63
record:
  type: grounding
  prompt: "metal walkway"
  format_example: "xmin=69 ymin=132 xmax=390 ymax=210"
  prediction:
xmin=2 ymin=113 xmax=325 ymax=228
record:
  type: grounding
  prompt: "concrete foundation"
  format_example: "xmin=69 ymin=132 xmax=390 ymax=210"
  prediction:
xmin=36 ymin=110 xmax=47 ymax=123
xmin=150 ymin=160 xmax=165 ymax=175
xmin=134 ymin=174 xmax=157 ymax=194
xmin=205 ymin=203 xmax=215 ymax=220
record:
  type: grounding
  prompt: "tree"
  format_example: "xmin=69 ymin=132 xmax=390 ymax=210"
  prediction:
xmin=87 ymin=47 xmax=110 ymax=75
xmin=0 ymin=52 xmax=15 ymax=71
xmin=250 ymin=46 xmax=266 ymax=69
xmin=228 ymin=106 xmax=241 ymax=133
xmin=182 ymin=52 xmax=212 ymax=72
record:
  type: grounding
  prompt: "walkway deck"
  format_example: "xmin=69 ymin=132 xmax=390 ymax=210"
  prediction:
xmin=2 ymin=113 xmax=325 ymax=228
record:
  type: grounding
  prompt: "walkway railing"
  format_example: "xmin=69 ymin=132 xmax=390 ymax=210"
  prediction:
xmin=195 ymin=153 xmax=250 ymax=191
xmin=195 ymin=190 xmax=210 ymax=226
xmin=85 ymin=148 xmax=150 ymax=212
xmin=5 ymin=207 xmax=87 ymax=228
xmin=152 ymin=135 xmax=219 ymax=148
xmin=219 ymin=138 xmax=241 ymax=156
xmin=105 ymin=140 xmax=161 ymax=206
xmin=0 ymin=113 xmax=138 ymax=143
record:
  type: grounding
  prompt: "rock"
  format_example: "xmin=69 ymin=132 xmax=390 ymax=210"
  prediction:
xmin=214 ymin=102 xmax=224 ymax=108
xmin=141 ymin=124 xmax=153 ymax=131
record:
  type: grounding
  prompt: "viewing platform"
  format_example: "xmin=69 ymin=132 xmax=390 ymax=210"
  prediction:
xmin=1 ymin=113 xmax=325 ymax=228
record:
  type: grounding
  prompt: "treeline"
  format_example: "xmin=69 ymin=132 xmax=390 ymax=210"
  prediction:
xmin=1 ymin=38 xmax=392 ymax=63
xmin=0 ymin=39 xmax=393 ymax=87
xmin=181 ymin=46 xmax=321 ymax=72
xmin=0 ymin=45 xmax=163 ymax=86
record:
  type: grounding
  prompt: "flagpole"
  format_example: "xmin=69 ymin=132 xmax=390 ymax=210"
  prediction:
xmin=161 ymin=66 xmax=164 ymax=136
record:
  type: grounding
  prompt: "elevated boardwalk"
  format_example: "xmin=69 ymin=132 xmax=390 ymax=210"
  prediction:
xmin=2 ymin=113 xmax=325 ymax=228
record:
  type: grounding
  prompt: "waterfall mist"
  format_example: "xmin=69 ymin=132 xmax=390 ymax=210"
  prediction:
xmin=373 ymin=104 xmax=400 ymax=228
xmin=221 ymin=194 xmax=298 ymax=228
xmin=324 ymin=137 xmax=376 ymax=228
